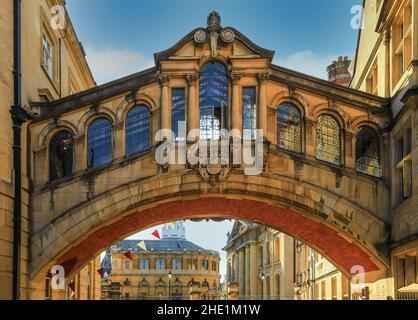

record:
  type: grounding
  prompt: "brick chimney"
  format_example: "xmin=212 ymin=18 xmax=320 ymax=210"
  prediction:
xmin=327 ymin=56 xmax=352 ymax=87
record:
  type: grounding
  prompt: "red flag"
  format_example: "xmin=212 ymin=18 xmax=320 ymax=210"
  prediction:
xmin=69 ymin=282 xmax=75 ymax=292
xmin=97 ymin=268 xmax=105 ymax=278
xmin=124 ymin=250 xmax=133 ymax=261
xmin=152 ymin=229 xmax=161 ymax=240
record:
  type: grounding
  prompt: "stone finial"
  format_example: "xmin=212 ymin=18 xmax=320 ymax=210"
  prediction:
xmin=207 ymin=11 xmax=221 ymax=28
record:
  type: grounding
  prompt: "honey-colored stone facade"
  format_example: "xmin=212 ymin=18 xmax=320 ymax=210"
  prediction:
xmin=0 ymin=0 xmax=94 ymax=300
xmin=0 ymin=1 xmax=417 ymax=300
xmin=103 ymin=238 xmax=221 ymax=300
xmin=224 ymin=221 xmax=294 ymax=300
xmin=350 ymin=0 xmax=418 ymax=298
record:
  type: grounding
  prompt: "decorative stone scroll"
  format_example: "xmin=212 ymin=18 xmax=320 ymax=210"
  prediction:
xmin=194 ymin=11 xmax=236 ymax=58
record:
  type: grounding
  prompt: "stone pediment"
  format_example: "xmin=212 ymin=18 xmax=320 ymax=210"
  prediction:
xmin=154 ymin=11 xmax=275 ymax=64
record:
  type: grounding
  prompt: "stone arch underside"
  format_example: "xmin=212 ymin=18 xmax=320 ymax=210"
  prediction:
xmin=30 ymin=172 xmax=389 ymax=281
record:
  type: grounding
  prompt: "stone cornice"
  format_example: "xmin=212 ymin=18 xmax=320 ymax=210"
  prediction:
xmin=269 ymin=64 xmax=391 ymax=115
xmin=30 ymin=67 xmax=159 ymax=122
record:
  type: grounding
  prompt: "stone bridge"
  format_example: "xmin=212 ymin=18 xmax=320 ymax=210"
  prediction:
xmin=27 ymin=12 xmax=392 ymax=284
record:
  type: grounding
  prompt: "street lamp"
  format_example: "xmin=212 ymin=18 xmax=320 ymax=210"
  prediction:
xmin=259 ymin=272 xmax=265 ymax=300
xmin=168 ymin=271 xmax=172 ymax=300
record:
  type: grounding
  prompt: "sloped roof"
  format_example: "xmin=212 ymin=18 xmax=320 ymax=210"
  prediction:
xmin=113 ymin=239 xmax=219 ymax=255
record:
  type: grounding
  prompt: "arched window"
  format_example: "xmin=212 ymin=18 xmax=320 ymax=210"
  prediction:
xmin=125 ymin=105 xmax=151 ymax=156
xmin=199 ymin=62 xmax=228 ymax=140
xmin=87 ymin=118 xmax=112 ymax=168
xmin=49 ymin=130 xmax=73 ymax=181
xmin=277 ymin=103 xmax=302 ymax=153
xmin=356 ymin=126 xmax=381 ymax=177
xmin=316 ymin=115 xmax=341 ymax=165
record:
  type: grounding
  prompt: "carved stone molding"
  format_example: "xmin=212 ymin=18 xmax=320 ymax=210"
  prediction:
xmin=230 ymin=72 xmax=242 ymax=85
xmin=158 ymin=74 xmax=171 ymax=86
xmin=257 ymin=71 xmax=270 ymax=83
xmin=221 ymin=28 xmax=235 ymax=43
xmin=194 ymin=11 xmax=236 ymax=59
xmin=194 ymin=29 xmax=208 ymax=44
xmin=186 ymin=73 xmax=199 ymax=86
xmin=198 ymin=164 xmax=230 ymax=188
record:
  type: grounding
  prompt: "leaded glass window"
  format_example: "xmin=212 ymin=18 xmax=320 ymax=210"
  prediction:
xmin=199 ymin=62 xmax=228 ymax=140
xmin=316 ymin=115 xmax=341 ymax=165
xmin=277 ymin=103 xmax=302 ymax=153
xmin=87 ymin=118 xmax=112 ymax=168
xmin=242 ymin=87 xmax=257 ymax=140
xmin=356 ymin=126 xmax=381 ymax=177
xmin=49 ymin=131 xmax=73 ymax=181
xmin=125 ymin=105 xmax=151 ymax=156
xmin=171 ymin=89 xmax=186 ymax=141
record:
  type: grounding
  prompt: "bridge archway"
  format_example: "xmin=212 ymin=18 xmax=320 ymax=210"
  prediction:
xmin=30 ymin=172 xmax=389 ymax=284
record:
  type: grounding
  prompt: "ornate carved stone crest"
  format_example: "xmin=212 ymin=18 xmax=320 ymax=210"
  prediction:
xmin=194 ymin=11 xmax=236 ymax=59
xmin=199 ymin=163 xmax=230 ymax=188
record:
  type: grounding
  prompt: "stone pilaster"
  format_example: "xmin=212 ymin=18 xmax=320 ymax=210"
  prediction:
xmin=238 ymin=247 xmax=245 ymax=298
xmin=186 ymin=73 xmax=199 ymax=140
xmin=250 ymin=242 xmax=258 ymax=299
xmin=230 ymin=72 xmax=242 ymax=132
xmin=245 ymin=244 xmax=251 ymax=299
xmin=258 ymin=72 xmax=270 ymax=138
xmin=159 ymin=74 xmax=171 ymax=140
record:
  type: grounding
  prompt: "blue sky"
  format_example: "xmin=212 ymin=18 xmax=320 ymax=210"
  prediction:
xmin=67 ymin=0 xmax=362 ymax=84
xmin=67 ymin=1 xmax=361 ymax=277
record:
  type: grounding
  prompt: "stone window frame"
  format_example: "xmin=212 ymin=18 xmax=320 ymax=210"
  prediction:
xmin=315 ymin=113 xmax=344 ymax=167
xmin=40 ymin=7 xmax=59 ymax=90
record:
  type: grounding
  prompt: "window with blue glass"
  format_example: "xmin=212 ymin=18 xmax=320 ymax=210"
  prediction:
xmin=87 ymin=118 xmax=112 ymax=168
xmin=171 ymin=89 xmax=186 ymax=141
xmin=199 ymin=62 xmax=228 ymax=140
xmin=125 ymin=105 xmax=151 ymax=156
xmin=242 ymin=87 xmax=257 ymax=140
xmin=277 ymin=103 xmax=302 ymax=153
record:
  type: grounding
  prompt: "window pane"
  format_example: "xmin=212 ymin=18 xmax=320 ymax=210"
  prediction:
xmin=356 ymin=126 xmax=381 ymax=177
xmin=126 ymin=105 xmax=151 ymax=156
xmin=316 ymin=115 xmax=341 ymax=165
xmin=49 ymin=131 xmax=73 ymax=181
xmin=199 ymin=62 xmax=228 ymax=140
xmin=242 ymin=88 xmax=257 ymax=140
xmin=171 ymin=89 xmax=186 ymax=141
xmin=277 ymin=103 xmax=302 ymax=153
xmin=87 ymin=118 xmax=112 ymax=168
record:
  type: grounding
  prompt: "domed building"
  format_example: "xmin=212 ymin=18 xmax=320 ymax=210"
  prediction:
xmin=101 ymin=221 xmax=221 ymax=300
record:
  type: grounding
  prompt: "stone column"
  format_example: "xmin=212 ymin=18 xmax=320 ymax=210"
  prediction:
xmin=258 ymin=72 xmax=270 ymax=138
xmin=230 ymin=72 xmax=242 ymax=132
xmin=186 ymin=74 xmax=199 ymax=140
xmin=245 ymin=244 xmax=251 ymax=299
xmin=159 ymin=74 xmax=171 ymax=139
xmin=238 ymin=247 xmax=245 ymax=298
xmin=234 ymin=252 xmax=239 ymax=283
xmin=250 ymin=242 xmax=258 ymax=299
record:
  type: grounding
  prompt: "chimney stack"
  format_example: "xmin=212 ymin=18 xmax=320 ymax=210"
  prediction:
xmin=327 ymin=56 xmax=352 ymax=87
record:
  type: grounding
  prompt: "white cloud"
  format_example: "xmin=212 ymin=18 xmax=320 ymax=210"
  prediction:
xmin=275 ymin=50 xmax=340 ymax=80
xmin=85 ymin=47 xmax=154 ymax=84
